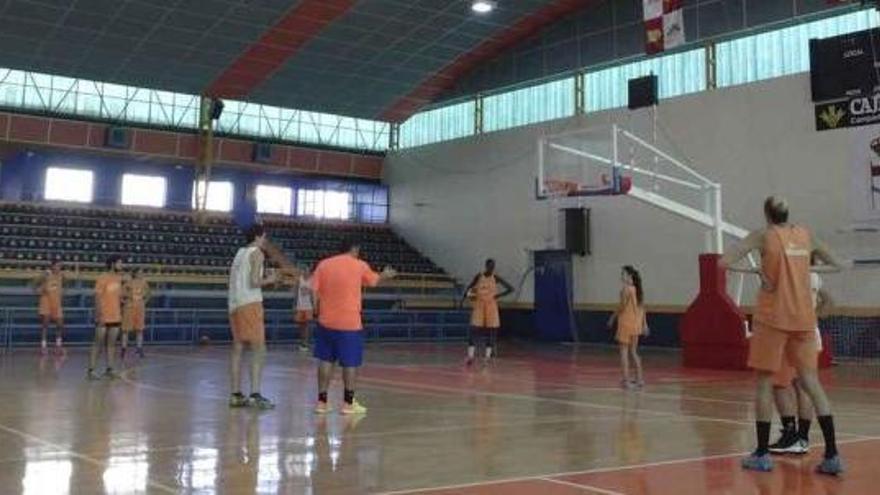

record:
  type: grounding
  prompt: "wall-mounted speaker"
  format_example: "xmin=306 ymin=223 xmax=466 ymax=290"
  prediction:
xmin=562 ymin=207 xmax=590 ymax=256
xmin=252 ymin=142 xmax=272 ymax=163
xmin=104 ymin=127 xmax=130 ymax=149
xmin=628 ymin=74 xmax=658 ymax=110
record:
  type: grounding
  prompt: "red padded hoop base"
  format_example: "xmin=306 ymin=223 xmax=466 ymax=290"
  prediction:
xmin=680 ymin=254 xmax=749 ymax=370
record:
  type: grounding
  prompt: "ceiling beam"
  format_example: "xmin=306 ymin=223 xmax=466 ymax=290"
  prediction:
xmin=205 ymin=0 xmax=357 ymax=99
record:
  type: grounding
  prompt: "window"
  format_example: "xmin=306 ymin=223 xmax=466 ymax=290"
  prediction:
xmin=484 ymin=77 xmax=575 ymax=132
xmin=255 ymin=185 xmax=292 ymax=215
xmin=192 ymin=180 xmax=234 ymax=212
xmin=716 ymin=9 xmax=880 ymax=88
xmin=44 ymin=167 xmax=93 ymax=203
xmin=121 ymin=174 xmax=166 ymax=208
xmin=297 ymin=190 xmax=352 ymax=220
xmin=399 ymin=100 xmax=476 ymax=149
xmin=585 ymin=48 xmax=706 ymax=112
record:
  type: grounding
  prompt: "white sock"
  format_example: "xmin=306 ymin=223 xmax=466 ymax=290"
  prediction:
xmin=41 ymin=340 xmax=47 ymax=349
xmin=55 ymin=337 xmax=62 ymax=347
xmin=467 ymin=346 xmax=475 ymax=359
xmin=484 ymin=347 xmax=493 ymax=359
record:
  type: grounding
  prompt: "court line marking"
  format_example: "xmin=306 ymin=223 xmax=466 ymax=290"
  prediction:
xmin=539 ymin=477 xmax=626 ymax=495
xmin=0 ymin=422 xmax=178 ymax=494
xmin=374 ymin=436 xmax=880 ymax=495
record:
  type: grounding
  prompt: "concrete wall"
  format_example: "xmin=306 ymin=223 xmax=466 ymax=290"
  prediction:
xmin=386 ymin=74 xmax=878 ymax=308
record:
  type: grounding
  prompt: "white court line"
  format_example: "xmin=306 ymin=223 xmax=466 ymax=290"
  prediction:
xmin=540 ymin=477 xmax=626 ymax=495
xmin=374 ymin=435 xmax=880 ymax=495
xmin=0 ymin=422 xmax=178 ymax=494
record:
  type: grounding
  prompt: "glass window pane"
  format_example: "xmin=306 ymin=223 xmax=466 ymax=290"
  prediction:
xmin=399 ymin=100 xmax=475 ymax=148
xmin=484 ymin=77 xmax=575 ymax=132
xmin=121 ymin=174 xmax=166 ymax=208
xmin=585 ymin=48 xmax=706 ymax=112
xmin=45 ymin=167 xmax=93 ymax=203
xmin=192 ymin=180 xmax=234 ymax=212
xmin=717 ymin=10 xmax=880 ymax=88
xmin=255 ymin=185 xmax=292 ymax=215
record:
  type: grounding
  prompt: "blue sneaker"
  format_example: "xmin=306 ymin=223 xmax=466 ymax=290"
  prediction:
xmin=816 ymin=455 xmax=844 ymax=476
xmin=741 ymin=453 xmax=773 ymax=472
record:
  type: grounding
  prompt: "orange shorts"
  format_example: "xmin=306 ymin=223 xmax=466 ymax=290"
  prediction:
xmin=616 ymin=330 xmax=639 ymax=345
xmin=295 ymin=309 xmax=314 ymax=323
xmin=748 ymin=323 xmax=818 ymax=374
xmin=122 ymin=305 xmax=146 ymax=332
xmin=230 ymin=302 xmax=265 ymax=345
xmin=471 ymin=300 xmax=500 ymax=329
xmin=38 ymin=297 xmax=63 ymax=322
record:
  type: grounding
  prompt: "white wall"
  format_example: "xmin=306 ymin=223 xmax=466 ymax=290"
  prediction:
xmin=385 ymin=74 xmax=878 ymax=308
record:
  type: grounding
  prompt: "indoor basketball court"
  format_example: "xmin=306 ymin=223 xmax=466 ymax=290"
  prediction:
xmin=1 ymin=1 xmax=880 ymax=494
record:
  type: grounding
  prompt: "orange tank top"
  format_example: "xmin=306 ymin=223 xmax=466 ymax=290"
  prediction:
xmin=474 ymin=274 xmax=497 ymax=302
xmin=755 ymin=225 xmax=815 ymax=332
xmin=125 ymin=279 xmax=148 ymax=308
xmin=617 ymin=286 xmax=644 ymax=334
xmin=41 ymin=272 xmax=63 ymax=300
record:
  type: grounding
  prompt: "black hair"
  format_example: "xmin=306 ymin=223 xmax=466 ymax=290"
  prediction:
xmin=339 ymin=239 xmax=360 ymax=253
xmin=50 ymin=259 xmax=61 ymax=267
xmin=763 ymin=196 xmax=789 ymax=225
xmin=623 ymin=265 xmax=644 ymax=305
xmin=245 ymin=223 xmax=265 ymax=244
xmin=106 ymin=255 xmax=122 ymax=269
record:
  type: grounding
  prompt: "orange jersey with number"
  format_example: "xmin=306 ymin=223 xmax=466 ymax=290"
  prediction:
xmin=756 ymin=226 xmax=815 ymax=332
xmin=124 ymin=278 xmax=149 ymax=310
xmin=473 ymin=274 xmax=497 ymax=302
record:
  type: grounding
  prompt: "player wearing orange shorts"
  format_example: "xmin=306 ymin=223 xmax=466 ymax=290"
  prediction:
xmin=460 ymin=259 xmax=513 ymax=365
xmin=89 ymin=256 xmax=124 ymax=380
xmin=121 ymin=268 xmax=150 ymax=360
xmin=721 ymin=196 xmax=849 ymax=475
xmin=294 ymin=270 xmax=314 ymax=352
xmin=34 ymin=259 xmax=65 ymax=355
xmin=767 ymin=267 xmax=829 ymax=455
xmin=228 ymin=224 xmax=278 ymax=410
xmin=608 ymin=266 xmax=647 ymax=389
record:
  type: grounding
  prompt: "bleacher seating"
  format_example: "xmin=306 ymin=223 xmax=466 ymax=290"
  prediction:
xmin=0 ymin=202 xmax=444 ymax=275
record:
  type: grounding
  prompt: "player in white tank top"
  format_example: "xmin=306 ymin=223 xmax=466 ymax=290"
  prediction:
xmin=294 ymin=270 xmax=314 ymax=352
xmin=229 ymin=245 xmax=264 ymax=312
xmin=228 ymin=224 xmax=278 ymax=410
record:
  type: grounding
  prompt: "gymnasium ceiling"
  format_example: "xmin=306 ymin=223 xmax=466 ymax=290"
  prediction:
xmin=0 ymin=0 xmax=596 ymax=122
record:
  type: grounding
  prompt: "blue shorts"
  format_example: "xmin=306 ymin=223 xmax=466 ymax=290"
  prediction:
xmin=313 ymin=325 xmax=364 ymax=367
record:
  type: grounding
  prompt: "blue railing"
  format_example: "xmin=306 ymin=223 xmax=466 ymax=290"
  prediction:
xmin=0 ymin=308 xmax=470 ymax=348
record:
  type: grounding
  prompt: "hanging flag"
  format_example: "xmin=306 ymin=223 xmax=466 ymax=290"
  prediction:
xmin=644 ymin=0 xmax=685 ymax=55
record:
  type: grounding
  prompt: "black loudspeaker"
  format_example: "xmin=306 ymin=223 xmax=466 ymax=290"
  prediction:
xmin=252 ymin=142 xmax=272 ymax=163
xmin=209 ymin=98 xmax=225 ymax=120
xmin=104 ymin=127 xmax=130 ymax=149
xmin=563 ymin=207 xmax=590 ymax=256
xmin=628 ymin=74 xmax=658 ymax=110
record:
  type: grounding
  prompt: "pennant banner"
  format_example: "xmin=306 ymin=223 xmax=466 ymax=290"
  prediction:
xmin=644 ymin=0 xmax=685 ymax=55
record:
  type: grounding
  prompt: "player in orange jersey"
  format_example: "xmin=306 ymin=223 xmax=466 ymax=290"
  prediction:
xmin=461 ymin=259 xmax=513 ymax=365
xmin=721 ymin=196 xmax=850 ymax=475
xmin=121 ymin=268 xmax=151 ymax=360
xmin=608 ymin=265 xmax=648 ymax=389
xmin=33 ymin=259 xmax=65 ymax=354
xmin=88 ymin=256 xmax=125 ymax=380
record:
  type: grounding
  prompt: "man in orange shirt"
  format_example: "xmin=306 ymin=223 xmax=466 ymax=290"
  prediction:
xmin=121 ymin=268 xmax=151 ymax=360
xmin=311 ymin=240 xmax=396 ymax=415
xmin=460 ymin=259 xmax=513 ymax=365
xmin=89 ymin=256 xmax=125 ymax=380
xmin=33 ymin=259 xmax=65 ymax=354
xmin=721 ymin=196 xmax=849 ymax=475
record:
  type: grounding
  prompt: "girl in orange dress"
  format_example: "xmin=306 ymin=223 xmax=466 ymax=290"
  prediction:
xmin=608 ymin=265 xmax=647 ymax=389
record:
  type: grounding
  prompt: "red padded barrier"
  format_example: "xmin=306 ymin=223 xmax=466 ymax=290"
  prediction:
xmin=680 ymin=254 xmax=749 ymax=370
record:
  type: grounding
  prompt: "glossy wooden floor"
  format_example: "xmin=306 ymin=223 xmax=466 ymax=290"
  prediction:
xmin=0 ymin=343 xmax=878 ymax=494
